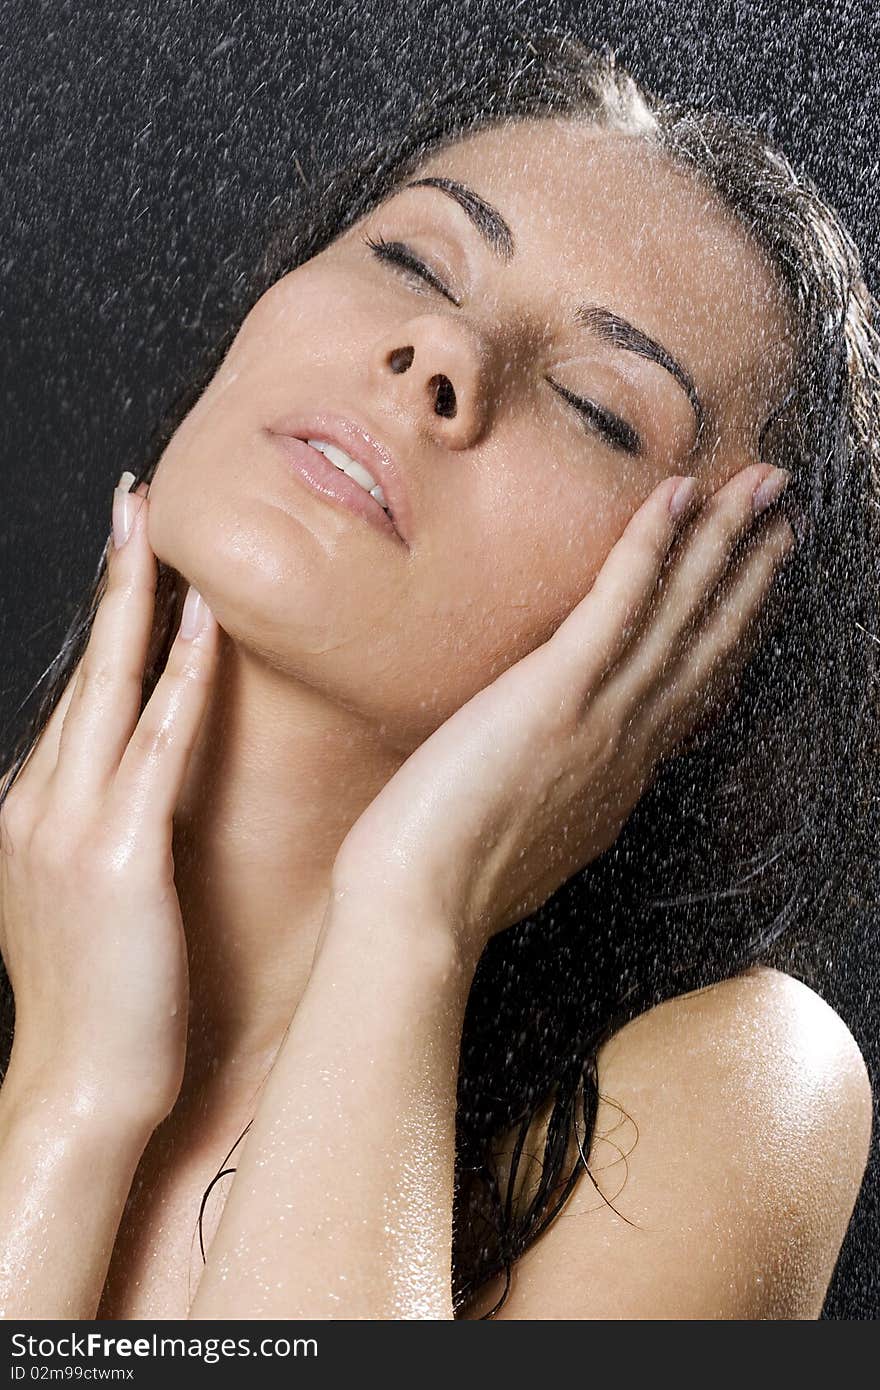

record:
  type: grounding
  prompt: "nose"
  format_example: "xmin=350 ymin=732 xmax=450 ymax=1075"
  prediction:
xmin=369 ymin=312 xmax=493 ymax=448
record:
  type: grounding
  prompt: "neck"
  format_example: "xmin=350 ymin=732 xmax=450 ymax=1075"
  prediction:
xmin=169 ymin=623 xmax=407 ymax=1123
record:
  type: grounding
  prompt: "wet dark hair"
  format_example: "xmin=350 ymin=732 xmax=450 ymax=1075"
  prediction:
xmin=1 ymin=32 xmax=878 ymax=1317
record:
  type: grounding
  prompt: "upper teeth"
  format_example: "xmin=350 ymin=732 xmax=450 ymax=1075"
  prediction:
xmin=307 ymin=439 xmax=388 ymax=511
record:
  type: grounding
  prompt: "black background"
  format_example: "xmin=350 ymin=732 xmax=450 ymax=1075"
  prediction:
xmin=1 ymin=0 xmax=878 ymax=1317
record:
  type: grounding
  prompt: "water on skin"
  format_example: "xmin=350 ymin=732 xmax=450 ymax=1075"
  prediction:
xmin=1 ymin=0 xmax=876 ymax=1319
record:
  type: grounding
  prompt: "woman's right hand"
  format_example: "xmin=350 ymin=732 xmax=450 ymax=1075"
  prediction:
xmin=0 ymin=475 xmax=220 ymax=1129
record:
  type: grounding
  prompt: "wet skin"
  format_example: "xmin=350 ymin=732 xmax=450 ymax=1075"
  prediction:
xmin=144 ymin=118 xmax=797 ymax=1125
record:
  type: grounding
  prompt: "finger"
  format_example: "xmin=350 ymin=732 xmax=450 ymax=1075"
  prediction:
xmin=2 ymin=653 xmax=86 ymax=798
xmin=648 ymin=511 xmax=796 ymax=758
xmin=548 ymin=472 xmax=703 ymax=694
xmin=612 ymin=463 xmax=792 ymax=704
xmin=110 ymin=585 xmax=220 ymax=834
xmin=51 ymin=479 xmax=157 ymax=804
xmin=4 ymin=483 xmax=152 ymax=801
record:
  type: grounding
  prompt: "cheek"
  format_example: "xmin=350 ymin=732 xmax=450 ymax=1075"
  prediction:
xmin=238 ymin=262 xmax=371 ymax=362
xmin=460 ymin=452 xmax=641 ymax=646
xmin=387 ymin=483 xmax=637 ymax=740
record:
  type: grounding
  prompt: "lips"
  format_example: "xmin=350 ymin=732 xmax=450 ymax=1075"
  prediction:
xmin=265 ymin=411 xmax=412 ymax=546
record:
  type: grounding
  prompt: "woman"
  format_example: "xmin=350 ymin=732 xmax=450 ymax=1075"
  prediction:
xmin=0 ymin=35 xmax=875 ymax=1320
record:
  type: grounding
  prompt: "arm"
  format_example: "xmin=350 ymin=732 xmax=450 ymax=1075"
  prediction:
xmin=0 ymin=1051 xmax=154 ymax=1320
xmin=191 ymin=471 xmax=797 ymax=1321
xmin=0 ymin=479 xmax=221 ymax=1320
xmin=188 ymin=903 xmax=473 ymax=1320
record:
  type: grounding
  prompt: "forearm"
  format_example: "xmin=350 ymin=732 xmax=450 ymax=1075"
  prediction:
xmin=0 ymin=1050 xmax=153 ymax=1319
xmin=189 ymin=902 xmax=474 ymax=1320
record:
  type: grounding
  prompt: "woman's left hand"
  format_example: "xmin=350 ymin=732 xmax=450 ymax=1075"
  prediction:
xmin=331 ymin=464 xmax=795 ymax=967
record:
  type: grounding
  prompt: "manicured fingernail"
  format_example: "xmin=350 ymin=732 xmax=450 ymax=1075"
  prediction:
xmin=180 ymin=584 xmax=210 ymax=640
xmin=669 ymin=476 xmax=698 ymax=520
xmin=112 ymin=472 xmax=145 ymax=549
xmin=752 ymin=467 xmax=791 ymax=515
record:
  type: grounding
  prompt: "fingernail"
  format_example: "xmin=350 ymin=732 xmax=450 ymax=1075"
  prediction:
xmin=669 ymin=476 xmax=698 ymax=520
xmin=112 ymin=471 xmax=145 ymax=548
xmin=180 ymin=583 xmax=210 ymax=640
xmin=752 ymin=467 xmax=791 ymax=515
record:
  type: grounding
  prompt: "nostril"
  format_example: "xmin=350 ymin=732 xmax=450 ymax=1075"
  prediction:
xmin=389 ymin=346 xmax=414 ymax=373
xmin=432 ymin=374 xmax=457 ymax=418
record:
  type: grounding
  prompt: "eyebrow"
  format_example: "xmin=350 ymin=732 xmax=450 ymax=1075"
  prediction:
xmin=406 ymin=177 xmax=515 ymax=260
xmin=402 ymin=176 xmax=707 ymax=445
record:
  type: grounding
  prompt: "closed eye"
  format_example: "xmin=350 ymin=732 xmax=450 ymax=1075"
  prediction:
xmin=363 ymin=233 xmax=643 ymax=458
xmin=362 ymin=234 xmax=460 ymax=305
xmin=548 ymin=380 xmax=643 ymax=458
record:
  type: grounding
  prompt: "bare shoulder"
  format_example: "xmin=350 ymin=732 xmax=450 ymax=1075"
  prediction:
xmin=600 ymin=964 xmax=872 ymax=1127
xmin=471 ymin=966 xmax=872 ymax=1320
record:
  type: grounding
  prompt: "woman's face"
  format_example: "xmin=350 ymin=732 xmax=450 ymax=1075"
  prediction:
xmin=149 ymin=118 xmax=796 ymax=750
